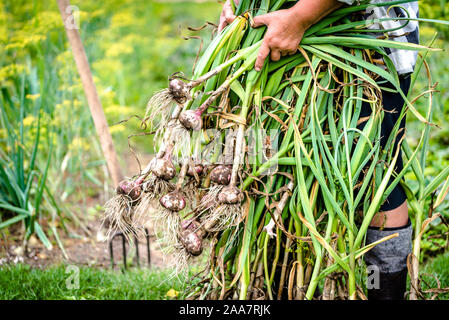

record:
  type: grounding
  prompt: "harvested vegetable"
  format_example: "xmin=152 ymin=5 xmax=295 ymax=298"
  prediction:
xmin=103 ymin=0 xmax=449 ymax=299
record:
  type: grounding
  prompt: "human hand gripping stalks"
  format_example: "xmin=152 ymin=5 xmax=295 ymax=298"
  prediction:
xmin=103 ymin=0 xmax=449 ymax=299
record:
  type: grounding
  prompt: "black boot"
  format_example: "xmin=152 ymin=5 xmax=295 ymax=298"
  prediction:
xmin=367 ymin=268 xmax=408 ymax=300
xmin=364 ymin=219 xmax=412 ymax=300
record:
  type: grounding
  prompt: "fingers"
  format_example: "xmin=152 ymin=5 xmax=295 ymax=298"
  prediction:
xmin=255 ymin=40 xmax=270 ymax=71
xmin=225 ymin=11 xmax=236 ymax=24
xmin=254 ymin=41 xmax=285 ymax=71
xmin=218 ymin=2 xmax=236 ymax=32
xmin=218 ymin=14 xmax=236 ymax=32
xmin=218 ymin=19 xmax=231 ymax=32
xmin=252 ymin=14 xmax=270 ymax=28
xmin=255 ymin=45 xmax=296 ymax=71
xmin=270 ymin=50 xmax=281 ymax=62
xmin=281 ymin=49 xmax=297 ymax=57
xmin=218 ymin=17 xmax=227 ymax=33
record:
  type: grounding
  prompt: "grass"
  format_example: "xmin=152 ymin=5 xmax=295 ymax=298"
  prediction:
xmin=0 ymin=254 xmax=448 ymax=300
xmin=0 ymin=264 xmax=190 ymax=300
xmin=419 ymin=251 xmax=449 ymax=299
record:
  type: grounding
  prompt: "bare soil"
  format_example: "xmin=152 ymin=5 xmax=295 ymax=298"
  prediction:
xmin=0 ymin=153 xmax=167 ymax=270
xmin=0 ymin=219 xmax=166 ymax=270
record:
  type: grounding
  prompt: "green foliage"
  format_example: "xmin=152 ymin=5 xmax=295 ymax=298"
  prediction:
xmin=0 ymin=0 xmax=220 ymax=246
xmin=406 ymin=16 xmax=449 ymax=262
xmin=0 ymin=264 xmax=187 ymax=300
xmin=0 ymin=75 xmax=55 ymax=250
xmin=419 ymin=0 xmax=449 ymax=39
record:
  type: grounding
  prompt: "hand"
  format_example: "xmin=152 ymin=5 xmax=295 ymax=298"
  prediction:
xmin=252 ymin=0 xmax=342 ymax=71
xmin=218 ymin=0 xmax=239 ymax=32
xmin=252 ymin=8 xmax=307 ymax=71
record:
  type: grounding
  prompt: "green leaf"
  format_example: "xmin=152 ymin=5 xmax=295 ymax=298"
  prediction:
xmin=34 ymin=221 xmax=53 ymax=250
xmin=0 ymin=213 xmax=28 ymax=230
xmin=423 ymin=166 xmax=449 ymax=201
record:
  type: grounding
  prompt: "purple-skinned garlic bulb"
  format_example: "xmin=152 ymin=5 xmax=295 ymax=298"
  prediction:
xmin=187 ymin=163 xmax=204 ymax=177
xmin=159 ymin=190 xmax=186 ymax=212
xmin=217 ymin=185 xmax=244 ymax=205
xmin=116 ymin=180 xmax=142 ymax=202
xmin=178 ymin=230 xmax=203 ymax=256
xmin=178 ymin=109 xmax=203 ymax=131
xmin=210 ymin=165 xmax=232 ymax=185
xmin=169 ymin=78 xmax=191 ymax=104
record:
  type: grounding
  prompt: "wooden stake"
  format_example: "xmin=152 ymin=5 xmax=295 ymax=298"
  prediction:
xmin=57 ymin=0 xmax=124 ymax=186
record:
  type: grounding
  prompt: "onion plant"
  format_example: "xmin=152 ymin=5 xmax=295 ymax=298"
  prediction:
xmin=0 ymin=74 xmax=62 ymax=253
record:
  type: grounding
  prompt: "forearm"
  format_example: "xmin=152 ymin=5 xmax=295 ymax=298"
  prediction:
xmin=290 ymin=0 xmax=343 ymax=29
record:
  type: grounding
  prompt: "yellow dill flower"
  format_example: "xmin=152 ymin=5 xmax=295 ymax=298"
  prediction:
xmin=22 ymin=116 xmax=36 ymax=127
xmin=90 ymin=9 xmax=105 ymax=19
xmin=52 ymin=115 xmax=61 ymax=128
xmin=73 ymin=99 xmax=82 ymax=108
xmin=26 ymin=93 xmax=40 ymax=101
xmin=62 ymin=99 xmax=72 ymax=108
xmin=110 ymin=11 xmax=136 ymax=29
xmin=109 ymin=124 xmax=125 ymax=134
xmin=69 ymin=137 xmax=90 ymax=152
xmin=105 ymin=104 xmax=133 ymax=117
xmin=105 ymin=42 xmax=133 ymax=58
xmin=55 ymin=103 xmax=63 ymax=112
xmin=0 ymin=64 xmax=26 ymax=80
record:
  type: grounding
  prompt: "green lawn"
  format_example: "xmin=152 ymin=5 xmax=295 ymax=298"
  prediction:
xmin=1 ymin=253 xmax=448 ymax=300
xmin=0 ymin=264 xmax=189 ymax=300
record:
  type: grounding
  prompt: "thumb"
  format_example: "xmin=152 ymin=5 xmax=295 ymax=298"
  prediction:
xmin=252 ymin=14 xmax=270 ymax=28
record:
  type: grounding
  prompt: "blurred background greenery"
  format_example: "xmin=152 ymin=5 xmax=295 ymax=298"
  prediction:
xmin=0 ymin=0 xmax=222 ymax=252
xmin=0 ymin=0 xmax=447 ymax=267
